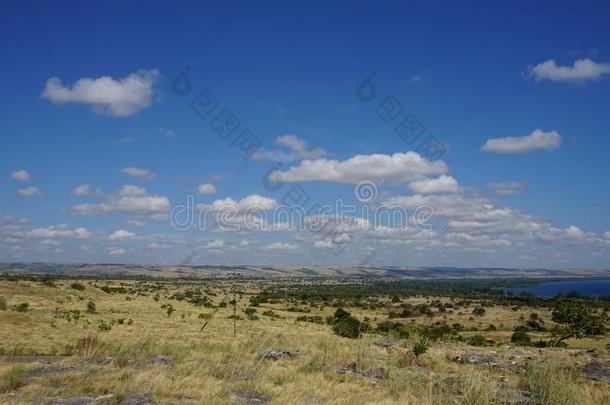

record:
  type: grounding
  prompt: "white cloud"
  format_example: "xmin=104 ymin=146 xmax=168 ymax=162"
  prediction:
xmin=121 ymin=167 xmax=156 ymax=180
xmin=198 ymin=194 xmax=278 ymax=212
xmin=108 ymin=229 xmax=136 ymax=241
xmin=528 ymin=58 xmax=610 ymax=83
xmin=72 ymin=184 xmax=91 ymax=197
xmin=565 ymin=225 xmax=586 ymax=240
xmin=41 ymin=69 xmax=159 ymax=117
xmin=198 ymin=183 xmax=217 ymax=195
xmin=251 ymin=134 xmax=328 ymax=162
xmin=203 ymin=240 xmax=225 ymax=250
xmin=72 ymin=186 xmax=170 ymax=215
xmin=481 ymin=129 xmax=561 ymax=154
xmin=269 ymin=151 xmax=447 ymax=184
xmin=18 ymin=186 xmax=42 ymax=198
xmin=488 ymin=181 xmax=526 ymax=196
xmin=264 ymin=242 xmax=298 ymax=251
xmin=25 ymin=224 xmax=91 ymax=239
xmin=109 ymin=248 xmax=126 ymax=256
xmin=11 ymin=169 xmax=30 ymax=182
xmin=409 ymin=175 xmax=460 ymax=194
xmin=125 ymin=220 xmax=145 ymax=227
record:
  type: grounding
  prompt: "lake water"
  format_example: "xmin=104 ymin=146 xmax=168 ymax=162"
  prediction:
xmin=504 ymin=279 xmax=610 ymax=298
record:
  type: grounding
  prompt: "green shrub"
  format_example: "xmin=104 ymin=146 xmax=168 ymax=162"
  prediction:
xmin=70 ymin=282 xmax=85 ymax=291
xmin=13 ymin=303 xmax=29 ymax=313
xmin=98 ymin=320 xmax=111 ymax=331
xmin=0 ymin=366 xmax=26 ymax=393
xmin=472 ymin=307 xmax=486 ymax=317
xmin=0 ymin=296 xmax=6 ymax=311
xmin=412 ymin=339 xmax=430 ymax=357
xmin=467 ymin=334 xmax=487 ymax=346
xmin=330 ymin=308 xmax=361 ymax=339
xmin=511 ymin=326 xmax=532 ymax=346
xmin=86 ymin=300 xmax=96 ymax=314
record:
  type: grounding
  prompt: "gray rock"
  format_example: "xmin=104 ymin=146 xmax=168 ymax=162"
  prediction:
xmin=583 ymin=361 xmax=610 ymax=383
xmin=231 ymin=390 xmax=272 ymax=404
xmin=41 ymin=394 xmax=113 ymax=405
xmin=120 ymin=392 xmax=153 ymax=405
xmin=27 ymin=366 xmax=81 ymax=378
xmin=373 ymin=339 xmax=393 ymax=349
xmin=261 ymin=349 xmax=298 ymax=360
xmin=150 ymin=355 xmax=171 ymax=366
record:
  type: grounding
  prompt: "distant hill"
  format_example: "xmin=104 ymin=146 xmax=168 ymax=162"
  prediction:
xmin=1 ymin=262 xmax=609 ymax=279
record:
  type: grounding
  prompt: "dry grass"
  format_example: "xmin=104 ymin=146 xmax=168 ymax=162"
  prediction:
xmin=0 ymin=278 xmax=608 ymax=404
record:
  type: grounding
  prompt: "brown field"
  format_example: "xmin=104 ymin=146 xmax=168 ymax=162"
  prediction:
xmin=0 ymin=277 xmax=609 ymax=404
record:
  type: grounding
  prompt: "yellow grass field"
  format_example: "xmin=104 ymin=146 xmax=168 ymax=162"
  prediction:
xmin=1 ymin=278 xmax=609 ymax=404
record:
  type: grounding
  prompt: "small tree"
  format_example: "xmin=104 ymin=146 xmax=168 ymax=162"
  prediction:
xmin=550 ymin=301 xmax=607 ymax=346
xmin=86 ymin=300 xmax=96 ymax=314
xmin=70 ymin=282 xmax=85 ymax=291
xmin=511 ymin=325 xmax=532 ymax=346
xmin=472 ymin=307 xmax=486 ymax=317
xmin=331 ymin=308 xmax=362 ymax=339
xmin=412 ymin=339 xmax=430 ymax=357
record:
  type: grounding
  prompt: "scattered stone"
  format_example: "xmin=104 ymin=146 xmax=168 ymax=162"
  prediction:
xmin=0 ymin=355 xmax=69 ymax=364
xmin=27 ymin=366 xmax=81 ymax=378
xmin=261 ymin=349 xmax=298 ymax=361
xmin=407 ymin=365 xmax=434 ymax=376
xmin=301 ymin=395 xmax=329 ymax=404
xmin=373 ymin=339 xmax=393 ymax=349
xmin=230 ymin=390 xmax=272 ymax=404
xmin=453 ymin=353 xmax=498 ymax=366
xmin=120 ymin=392 xmax=153 ymax=405
xmin=583 ymin=361 xmax=610 ymax=384
xmin=335 ymin=364 xmax=386 ymax=381
xmin=151 ymin=355 xmax=171 ymax=366
xmin=41 ymin=394 xmax=113 ymax=405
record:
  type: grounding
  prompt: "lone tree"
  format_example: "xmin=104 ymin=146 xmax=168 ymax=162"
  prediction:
xmin=550 ymin=301 xmax=607 ymax=346
xmin=331 ymin=308 xmax=362 ymax=339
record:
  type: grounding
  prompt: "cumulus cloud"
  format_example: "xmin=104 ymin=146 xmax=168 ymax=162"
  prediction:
xmin=109 ymin=248 xmax=126 ymax=256
xmin=488 ymin=181 xmax=526 ymax=196
xmin=41 ymin=69 xmax=159 ymax=117
xmin=24 ymin=224 xmax=91 ymax=239
xmin=203 ymin=240 xmax=225 ymax=250
xmin=198 ymin=194 xmax=278 ymax=212
xmin=408 ymin=175 xmax=460 ymax=194
xmin=481 ymin=129 xmax=561 ymax=154
xmin=264 ymin=242 xmax=298 ymax=251
xmin=251 ymin=134 xmax=328 ymax=162
xmin=72 ymin=186 xmax=170 ymax=215
xmin=107 ymin=229 xmax=136 ymax=241
xmin=269 ymin=151 xmax=447 ymax=184
xmin=18 ymin=186 xmax=42 ymax=197
xmin=72 ymin=184 xmax=91 ymax=197
xmin=198 ymin=183 xmax=217 ymax=195
xmin=528 ymin=58 xmax=610 ymax=83
xmin=121 ymin=167 xmax=156 ymax=180
xmin=11 ymin=169 xmax=30 ymax=182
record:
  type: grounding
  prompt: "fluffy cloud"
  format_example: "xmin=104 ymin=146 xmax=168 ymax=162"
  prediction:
xmin=251 ymin=134 xmax=328 ymax=162
xmin=18 ymin=186 xmax=42 ymax=197
xmin=41 ymin=69 xmax=159 ymax=117
xmin=107 ymin=229 xmax=136 ymax=241
xmin=528 ymin=59 xmax=610 ymax=83
xmin=203 ymin=240 xmax=225 ymax=250
xmin=24 ymin=224 xmax=91 ymax=239
xmin=198 ymin=183 xmax=217 ymax=195
xmin=264 ymin=242 xmax=298 ymax=251
xmin=481 ymin=129 xmax=561 ymax=154
xmin=109 ymin=248 xmax=126 ymax=256
xmin=269 ymin=151 xmax=447 ymax=184
xmin=11 ymin=169 xmax=30 ymax=182
xmin=488 ymin=181 xmax=526 ymax=196
xmin=198 ymin=194 xmax=278 ymax=212
xmin=72 ymin=186 xmax=170 ymax=215
xmin=72 ymin=184 xmax=91 ymax=197
xmin=408 ymin=175 xmax=459 ymax=194
xmin=121 ymin=167 xmax=156 ymax=180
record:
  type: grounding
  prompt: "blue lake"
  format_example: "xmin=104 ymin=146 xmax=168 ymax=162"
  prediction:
xmin=504 ymin=279 xmax=610 ymax=298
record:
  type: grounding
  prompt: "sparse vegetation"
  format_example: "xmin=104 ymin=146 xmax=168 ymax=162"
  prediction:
xmin=0 ymin=275 xmax=608 ymax=404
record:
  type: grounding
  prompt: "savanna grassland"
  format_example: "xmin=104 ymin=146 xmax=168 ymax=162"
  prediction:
xmin=1 ymin=276 xmax=609 ymax=405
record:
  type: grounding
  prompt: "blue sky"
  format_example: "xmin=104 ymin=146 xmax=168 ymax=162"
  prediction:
xmin=1 ymin=0 xmax=610 ymax=268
